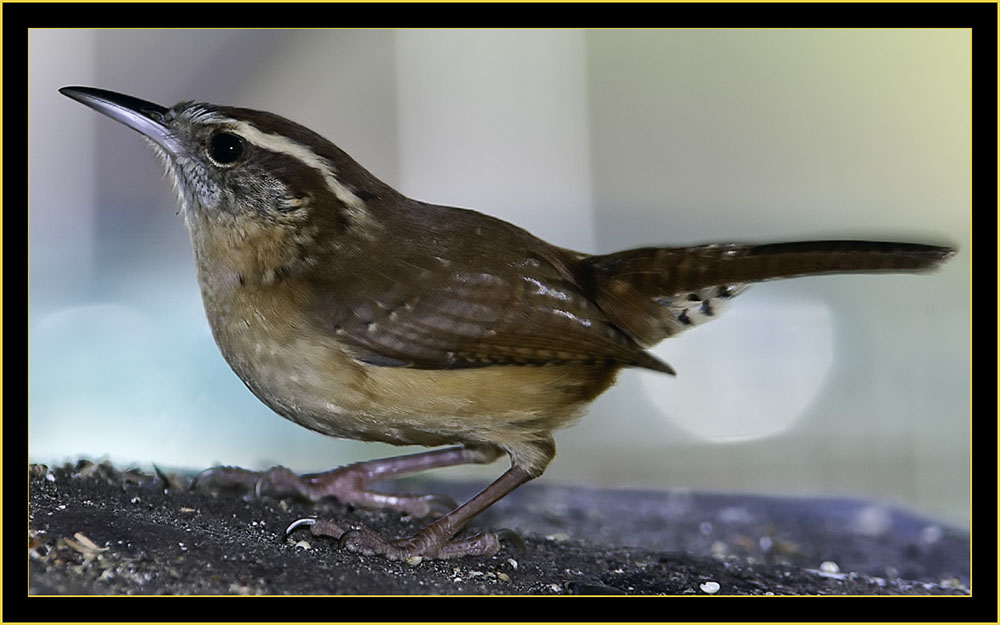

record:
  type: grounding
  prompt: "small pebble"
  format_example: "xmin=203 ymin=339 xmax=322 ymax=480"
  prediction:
xmin=700 ymin=581 xmax=721 ymax=594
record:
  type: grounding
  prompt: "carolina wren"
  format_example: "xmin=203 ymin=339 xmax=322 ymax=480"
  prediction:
xmin=60 ymin=86 xmax=954 ymax=561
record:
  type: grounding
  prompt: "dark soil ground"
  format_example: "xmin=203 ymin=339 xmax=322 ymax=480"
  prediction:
xmin=26 ymin=460 xmax=973 ymax=612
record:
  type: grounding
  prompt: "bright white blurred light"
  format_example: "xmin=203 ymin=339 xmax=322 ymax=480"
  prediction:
xmin=638 ymin=292 xmax=833 ymax=442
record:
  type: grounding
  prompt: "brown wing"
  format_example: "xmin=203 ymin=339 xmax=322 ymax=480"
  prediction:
xmin=308 ymin=249 xmax=673 ymax=373
xmin=303 ymin=203 xmax=674 ymax=374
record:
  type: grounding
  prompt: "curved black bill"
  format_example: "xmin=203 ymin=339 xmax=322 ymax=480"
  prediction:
xmin=59 ymin=86 xmax=180 ymax=154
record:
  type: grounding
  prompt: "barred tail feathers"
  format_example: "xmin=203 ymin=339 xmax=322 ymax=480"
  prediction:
xmin=585 ymin=240 xmax=954 ymax=348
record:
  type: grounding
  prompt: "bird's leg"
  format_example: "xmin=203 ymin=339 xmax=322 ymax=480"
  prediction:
xmin=194 ymin=445 xmax=500 ymax=518
xmin=290 ymin=437 xmax=554 ymax=560
xmin=293 ymin=464 xmax=533 ymax=560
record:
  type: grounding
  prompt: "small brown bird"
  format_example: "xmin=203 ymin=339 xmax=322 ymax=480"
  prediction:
xmin=60 ymin=86 xmax=954 ymax=561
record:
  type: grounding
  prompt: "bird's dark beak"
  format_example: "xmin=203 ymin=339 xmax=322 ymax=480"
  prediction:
xmin=59 ymin=86 xmax=180 ymax=154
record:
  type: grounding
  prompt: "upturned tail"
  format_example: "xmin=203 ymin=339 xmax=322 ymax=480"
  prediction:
xmin=583 ymin=240 xmax=955 ymax=349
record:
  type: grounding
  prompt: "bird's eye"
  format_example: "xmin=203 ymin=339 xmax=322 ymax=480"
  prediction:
xmin=208 ymin=132 xmax=245 ymax=165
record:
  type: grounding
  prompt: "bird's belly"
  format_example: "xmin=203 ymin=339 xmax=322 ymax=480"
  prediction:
xmin=212 ymin=314 xmax=618 ymax=449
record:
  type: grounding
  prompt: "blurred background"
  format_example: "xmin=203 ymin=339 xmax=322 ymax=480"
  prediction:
xmin=29 ymin=29 xmax=969 ymax=527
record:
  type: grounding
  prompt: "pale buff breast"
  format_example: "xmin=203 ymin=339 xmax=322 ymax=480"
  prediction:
xmin=200 ymin=275 xmax=619 ymax=451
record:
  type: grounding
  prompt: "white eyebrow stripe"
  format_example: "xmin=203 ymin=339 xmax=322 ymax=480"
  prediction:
xmin=226 ymin=119 xmax=365 ymax=213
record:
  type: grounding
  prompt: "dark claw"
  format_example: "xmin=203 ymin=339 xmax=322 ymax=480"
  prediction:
xmin=494 ymin=528 xmax=526 ymax=552
xmin=190 ymin=466 xmax=261 ymax=493
xmin=420 ymin=493 xmax=459 ymax=516
xmin=338 ymin=527 xmax=381 ymax=554
xmin=283 ymin=517 xmax=317 ymax=542
xmin=252 ymin=466 xmax=303 ymax=500
xmin=290 ymin=520 xmax=518 ymax=560
xmin=189 ymin=467 xmax=212 ymax=490
xmin=289 ymin=517 xmax=350 ymax=542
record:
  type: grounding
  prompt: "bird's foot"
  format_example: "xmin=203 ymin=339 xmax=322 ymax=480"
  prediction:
xmin=286 ymin=517 xmax=523 ymax=561
xmin=192 ymin=465 xmax=456 ymax=518
xmin=190 ymin=466 xmax=260 ymax=493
